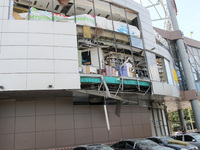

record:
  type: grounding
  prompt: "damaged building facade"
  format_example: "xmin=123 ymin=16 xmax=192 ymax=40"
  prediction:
xmin=155 ymin=27 xmax=200 ymax=125
xmin=0 ymin=0 xmax=182 ymax=149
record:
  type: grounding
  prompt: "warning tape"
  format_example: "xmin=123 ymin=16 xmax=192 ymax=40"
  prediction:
xmin=42 ymin=142 xmax=116 ymax=150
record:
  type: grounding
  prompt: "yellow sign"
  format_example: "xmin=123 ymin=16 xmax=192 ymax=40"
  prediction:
xmin=173 ymin=69 xmax=179 ymax=84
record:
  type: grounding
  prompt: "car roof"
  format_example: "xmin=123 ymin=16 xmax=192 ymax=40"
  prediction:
xmin=188 ymin=133 xmax=199 ymax=136
xmin=74 ymin=144 xmax=108 ymax=148
xmin=119 ymin=139 xmax=151 ymax=142
xmin=149 ymin=136 xmax=171 ymax=139
xmin=73 ymin=145 xmax=88 ymax=148
xmin=173 ymin=133 xmax=198 ymax=136
xmin=88 ymin=144 xmax=109 ymax=147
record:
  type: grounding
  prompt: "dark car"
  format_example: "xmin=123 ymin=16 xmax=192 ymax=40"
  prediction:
xmin=111 ymin=139 xmax=174 ymax=150
xmin=148 ymin=136 xmax=198 ymax=150
xmin=73 ymin=144 xmax=114 ymax=150
xmin=172 ymin=133 xmax=200 ymax=149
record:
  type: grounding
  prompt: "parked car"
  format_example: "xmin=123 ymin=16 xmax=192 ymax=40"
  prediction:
xmin=73 ymin=144 xmax=114 ymax=150
xmin=111 ymin=139 xmax=174 ymax=150
xmin=172 ymin=133 xmax=200 ymax=149
xmin=148 ymin=136 xmax=198 ymax=150
xmin=193 ymin=132 xmax=200 ymax=134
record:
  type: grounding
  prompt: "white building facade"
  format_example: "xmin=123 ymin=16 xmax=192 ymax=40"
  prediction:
xmin=0 ymin=0 xmax=180 ymax=149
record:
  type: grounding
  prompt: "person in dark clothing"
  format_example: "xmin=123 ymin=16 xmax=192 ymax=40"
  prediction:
xmin=181 ymin=126 xmax=186 ymax=134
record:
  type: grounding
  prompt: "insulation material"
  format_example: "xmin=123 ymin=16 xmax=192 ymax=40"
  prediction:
xmin=145 ymin=51 xmax=160 ymax=82
xmin=13 ymin=12 xmax=24 ymax=20
xmin=83 ymin=26 xmax=91 ymax=39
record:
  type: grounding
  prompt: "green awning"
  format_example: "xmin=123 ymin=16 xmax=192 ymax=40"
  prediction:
xmin=80 ymin=76 xmax=150 ymax=87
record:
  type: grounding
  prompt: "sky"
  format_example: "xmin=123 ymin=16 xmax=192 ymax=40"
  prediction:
xmin=133 ymin=0 xmax=200 ymax=41
xmin=175 ymin=0 xmax=200 ymax=41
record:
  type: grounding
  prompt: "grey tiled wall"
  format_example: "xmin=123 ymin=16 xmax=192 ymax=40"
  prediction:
xmin=0 ymin=98 xmax=152 ymax=150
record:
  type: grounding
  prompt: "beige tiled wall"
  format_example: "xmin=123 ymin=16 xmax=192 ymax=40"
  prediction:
xmin=0 ymin=20 xmax=80 ymax=91
xmin=0 ymin=98 xmax=152 ymax=150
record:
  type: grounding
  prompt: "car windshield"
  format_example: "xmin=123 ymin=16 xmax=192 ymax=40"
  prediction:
xmin=89 ymin=145 xmax=114 ymax=150
xmin=137 ymin=140 xmax=159 ymax=148
xmin=160 ymin=137 xmax=175 ymax=145
xmin=192 ymin=134 xmax=200 ymax=140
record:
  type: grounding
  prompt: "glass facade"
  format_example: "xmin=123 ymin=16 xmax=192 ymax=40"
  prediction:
xmin=187 ymin=46 xmax=200 ymax=92
xmin=170 ymin=40 xmax=187 ymax=90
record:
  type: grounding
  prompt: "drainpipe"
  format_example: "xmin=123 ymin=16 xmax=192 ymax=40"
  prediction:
xmin=167 ymin=0 xmax=200 ymax=131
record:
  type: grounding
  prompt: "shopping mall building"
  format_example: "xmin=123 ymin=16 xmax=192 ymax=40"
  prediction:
xmin=0 ymin=0 xmax=200 ymax=149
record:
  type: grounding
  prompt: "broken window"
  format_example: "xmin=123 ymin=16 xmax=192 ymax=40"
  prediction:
xmin=164 ymin=59 xmax=174 ymax=85
xmin=156 ymin=56 xmax=167 ymax=83
xmin=11 ymin=0 xmax=75 ymax=21
xmin=156 ymin=56 xmax=173 ymax=85
xmin=76 ymin=0 xmax=147 ymax=80
xmin=10 ymin=0 xmax=149 ymax=84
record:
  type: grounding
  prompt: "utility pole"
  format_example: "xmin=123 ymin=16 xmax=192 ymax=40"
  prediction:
xmin=166 ymin=0 xmax=200 ymax=131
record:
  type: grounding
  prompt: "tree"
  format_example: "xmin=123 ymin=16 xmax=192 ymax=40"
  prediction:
xmin=168 ymin=108 xmax=196 ymax=131
xmin=169 ymin=111 xmax=181 ymax=131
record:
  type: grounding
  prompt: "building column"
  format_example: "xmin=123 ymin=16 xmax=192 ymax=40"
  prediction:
xmin=167 ymin=0 xmax=200 ymax=131
xmin=178 ymin=109 xmax=187 ymax=132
